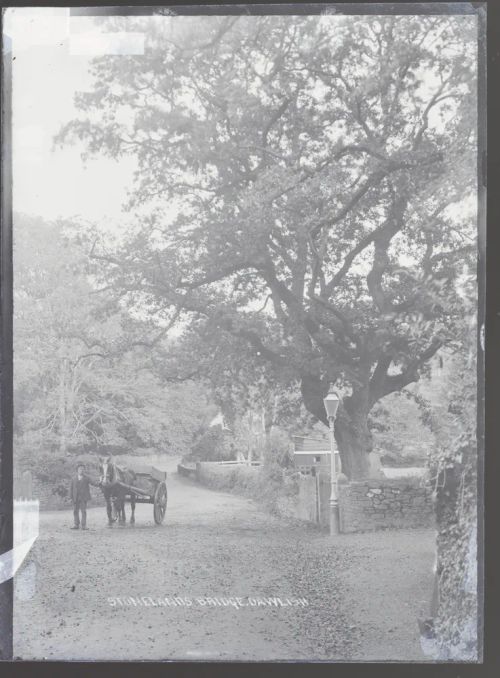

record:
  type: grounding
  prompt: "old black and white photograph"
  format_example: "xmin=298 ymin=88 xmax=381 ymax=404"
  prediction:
xmin=2 ymin=4 xmax=483 ymax=662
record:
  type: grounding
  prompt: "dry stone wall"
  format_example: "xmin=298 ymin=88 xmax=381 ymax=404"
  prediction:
xmin=338 ymin=478 xmax=434 ymax=533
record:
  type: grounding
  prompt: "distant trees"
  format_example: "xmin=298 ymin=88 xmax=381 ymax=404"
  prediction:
xmin=369 ymin=389 xmax=435 ymax=466
xmin=59 ymin=14 xmax=477 ymax=478
xmin=14 ymin=214 xmax=215 ymax=463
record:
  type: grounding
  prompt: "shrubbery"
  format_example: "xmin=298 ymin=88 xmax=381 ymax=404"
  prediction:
xmin=186 ymin=425 xmax=237 ymax=462
xmin=379 ymin=451 xmax=428 ymax=468
xmin=425 ymin=314 xmax=478 ymax=660
xmin=195 ymin=428 xmax=301 ymax=515
xmin=19 ymin=450 xmax=101 ymax=501
xmin=197 ymin=462 xmax=295 ymax=515
xmin=431 ymin=429 xmax=478 ymax=660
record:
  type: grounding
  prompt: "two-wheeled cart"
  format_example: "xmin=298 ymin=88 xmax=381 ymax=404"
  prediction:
xmin=115 ymin=465 xmax=168 ymax=524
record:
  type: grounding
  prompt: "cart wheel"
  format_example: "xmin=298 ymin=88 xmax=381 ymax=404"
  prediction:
xmin=153 ymin=481 xmax=167 ymax=524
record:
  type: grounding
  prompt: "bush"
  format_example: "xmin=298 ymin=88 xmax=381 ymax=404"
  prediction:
xmin=432 ymin=439 xmax=478 ymax=660
xmin=33 ymin=452 xmax=102 ymax=484
xmin=187 ymin=425 xmax=236 ymax=462
xmin=197 ymin=464 xmax=260 ymax=493
xmin=52 ymin=483 xmax=69 ymax=499
xmin=424 ymin=328 xmax=478 ymax=660
xmin=18 ymin=451 xmax=102 ymax=505
xmin=193 ymin=431 xmax=301 ymax=516
xmin=264 ymin=429 xmax=294 ymax=469
xmin=379 ymin=451 xmax=428 ymax=468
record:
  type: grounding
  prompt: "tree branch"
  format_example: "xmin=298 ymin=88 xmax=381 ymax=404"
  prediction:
xmin=368 ymin=352 xmax=393 ymax=403
xmin=413 ymin=81 xmax=456 ymax=149
xmin=366 ymin=193 xmax=408 ymax=312
xmin=309 ymin=294 xmax=358 ymax=344
xmin=217 ymin=318 xmax=288 ymax=367
xmin=178 ymin=261 xmax=257 ymax=289
xmin=379 ymin=339 xmax=443 ymax=397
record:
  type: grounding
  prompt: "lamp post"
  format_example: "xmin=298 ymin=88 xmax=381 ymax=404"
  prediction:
xmin=323 ymin=387 xmax=341 ymax=536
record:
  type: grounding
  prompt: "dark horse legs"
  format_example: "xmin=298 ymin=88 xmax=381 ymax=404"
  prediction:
xmin=129 ymin=494 xmax=135 ymax=524
xmin=115 ymin=483 xmax=135 ymax=524
xmin=117 ymin=492 xmax=136 ymax=524
xmin=103 ymin=488 xmax=135 ymax=525
xmin=115 ymin=491 xmax=126 ymax=524
xmin=100 ymin=460 xmax=138 ymax=526
xmin=103 ymin=487 xmax=116 ymax=526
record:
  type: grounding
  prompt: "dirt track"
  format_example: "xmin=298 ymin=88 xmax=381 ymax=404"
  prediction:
xmin=13 ymin=466 xmax=435 ymax=661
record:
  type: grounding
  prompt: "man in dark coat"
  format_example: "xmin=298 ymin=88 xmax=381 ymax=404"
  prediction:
xmin=70 ymin=463 xmax=97 ymax=530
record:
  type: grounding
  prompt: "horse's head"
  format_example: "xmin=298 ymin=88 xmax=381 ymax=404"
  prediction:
xmin=99 ymin=456 xmax=116 ymax=487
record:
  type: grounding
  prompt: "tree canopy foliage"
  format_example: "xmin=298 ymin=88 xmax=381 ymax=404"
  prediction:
xmin=14 ymin=214 xmax=215 ymax=463
xmin=59 ymin=14 xmax=477 ymax=478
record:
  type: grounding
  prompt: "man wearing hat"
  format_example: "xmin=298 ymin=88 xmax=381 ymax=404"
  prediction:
xmin=70 ymin=463 xmax=96 ymax=530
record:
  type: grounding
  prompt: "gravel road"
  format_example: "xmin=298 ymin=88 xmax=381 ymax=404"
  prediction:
xmin=13 ymin=465 xmax=435 ymax=661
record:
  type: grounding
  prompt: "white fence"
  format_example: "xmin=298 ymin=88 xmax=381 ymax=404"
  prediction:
xmin=14 ymin=499 xmax=40 ymax=547
xmin=212 ymin=460 xmax=262 ymax=467
xmin=0 ymin=501 xmax=40 ymax=585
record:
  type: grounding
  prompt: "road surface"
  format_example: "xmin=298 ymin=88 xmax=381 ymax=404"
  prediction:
xmin=14 ymin=466 xmax=435 ymax=661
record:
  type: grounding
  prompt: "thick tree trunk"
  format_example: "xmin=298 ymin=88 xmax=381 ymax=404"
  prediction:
xmin=334 ymin=397 xmax=372 ymax=480
xmin=300 ymin=375 xmax=372 ymax=480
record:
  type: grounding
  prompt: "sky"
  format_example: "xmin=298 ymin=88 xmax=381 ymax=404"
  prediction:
xmin=6 ymin=8 xmax=139 ymax=227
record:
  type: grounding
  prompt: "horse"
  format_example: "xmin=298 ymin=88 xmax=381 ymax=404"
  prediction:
xmin=99 ymin=456 xmax=136 ymax=526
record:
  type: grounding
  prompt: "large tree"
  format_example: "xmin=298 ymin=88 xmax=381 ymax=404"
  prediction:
xmin=14 ymin=214 xmax=214 ymax=461
xmin=59 ymin=14 xmax=477 ymax=478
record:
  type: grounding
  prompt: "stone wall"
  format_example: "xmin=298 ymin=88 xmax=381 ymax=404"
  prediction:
xmin=276 ymin=475 xmax=434 ymax=533
xmin=338 ymin=478 xmax=434 ymax=533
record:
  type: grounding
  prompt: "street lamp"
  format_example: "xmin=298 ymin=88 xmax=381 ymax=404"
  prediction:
xmin=323 ymin=386 xmax=341 ymax=535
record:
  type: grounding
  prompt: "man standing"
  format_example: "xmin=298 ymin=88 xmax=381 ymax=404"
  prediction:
xmin=70 ymin=463 xmax=94 ymax=530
